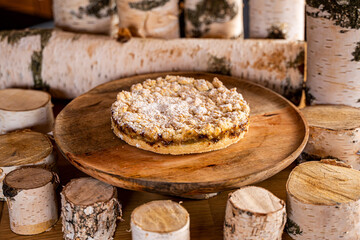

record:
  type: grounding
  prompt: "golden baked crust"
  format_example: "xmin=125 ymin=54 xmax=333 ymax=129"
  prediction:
xmin=111 ymin=75 xmax=250 ymax=155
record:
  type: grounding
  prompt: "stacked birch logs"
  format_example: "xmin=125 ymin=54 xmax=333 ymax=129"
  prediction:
xmin=305 ymin=1 xmax=360 ymax=107
xmin=224 ymin=186 xmax=286 ymax=240
xmin=131 ymin=200 xmax=190 ymax=240
xmin=249 ymin=0 xmax=305 ymax=40
xmin=3 ymin=167 xmax=59 ymax=235
xmin=0 ymin=29 xmax=305 ymax=105
xmin=286 ymin=160 xmax=360 ymax=239
xmin=0 ymin=89 xmax=54 ymax=134
xmin=61 ymin=177 xmax=122 ymax=240
xmin=0 ymin=130 xmax=57 ymax=201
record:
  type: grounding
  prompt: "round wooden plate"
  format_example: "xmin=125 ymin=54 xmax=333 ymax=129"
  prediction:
xmin=54 ymin=72 xmax=308 ymax=197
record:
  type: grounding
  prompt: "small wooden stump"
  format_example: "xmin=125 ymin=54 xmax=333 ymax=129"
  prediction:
xmin=0 ymin=88 xmax=54 ymax=134
xmin=61 ymin=177 xmax=121 ymax=240
xmin=3 ymin=167 xmax=59 ymax=235
xmin=286 ymin=161 xmax=360 ymax=239
xmin=131 ymin=200 xmax=190 ymax=240
xmin=224 ymin=186 xmax=286 ymax=240
xmin=300 ymin=105 xmax=360 ymax=170
xmin=0 ymin=130 xmax=56 ymax=201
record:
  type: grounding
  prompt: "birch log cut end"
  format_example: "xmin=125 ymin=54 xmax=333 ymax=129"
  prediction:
xmin=3 ymin=167 xmax=58 ymax=235
xmin=300 ymin=105 xmax=360 ymax=169
xmin=61 ymin=177 xmax=121 ymax=240
xmin=286 ymin=161 xmax=360 ymax=239
xmin=131 ymin=200 xmax=190 ymax=240
xmin=0 ymin=130 xmax=56 ymax=201
xmin=0 ymin=88 xmax=54 ymax=134
xmin=224 ymin=186 xmax=286 ymax=240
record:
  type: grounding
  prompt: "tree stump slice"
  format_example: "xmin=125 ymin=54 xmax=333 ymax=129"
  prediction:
xmin=224 ymin=186 xmax=286 ymax=240
xmin=184 ymin=0 xmax=243 ymax=38
xmin=0 ymin=89 xmax=54 ymax=134
xmin=300 ymin=105 xmax=360 ymax=169
xmin=0 ymin=130 xmax=56 ymax=201
xmin=249 ymin=0 xmax=305 ymax=40
xmin=131 ymin=200 xmax=190 ymax=240
xmin=61 ymin=177 xmax=121 ymax=240
xmin=305 ymin=1 xmax=360 ymax=107
xmin=286 ymin=161 xmax=360 ymax=239
xmin=116 ymin=0 xmax=180 ymax=39
xmin=53 ymin=0 xmax=116 ymax=34
xmin=3 ymin=167 xmax=59 ymax=235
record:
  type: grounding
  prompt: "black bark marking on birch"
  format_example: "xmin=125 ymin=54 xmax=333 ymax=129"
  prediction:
xmin=128 ymin=0 xmax=170 ymax=11
xmin=304 ymin=86 xmax=316 ymax=105
xmin=71 ymin=0 xmax=116 ymax=19
xmin=266 ymin=25 xmax=286 ymax=39
xmin=297 ymin=152 xmax=341 ymax=164
xmin=2 ymin=183 xmax=19 ymax=200
xmin=306 ymin=0 xmax=360 ymax=29
xmin=285 ymin=218 xmax=303 ymax=235
xmin=207 ymin=55 xmax=231 ymax=75
xmin=185 ymin=0 xmax=238 ymax=37
xmin=29 ymin=30 xmax=52 ymax=91
xmin=352 ymin=42 xmax=360 ymax=62
xmin=287 ymin=50 xmax=305 ymax=75
xmin=0 ymin=29 xmax=52 ymax=46
xmin=224 ymin=221 xmax=235 ymax=234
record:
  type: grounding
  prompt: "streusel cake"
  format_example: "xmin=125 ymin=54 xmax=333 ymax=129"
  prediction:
xmin=111 ymin=75 xmax=250 ymax=155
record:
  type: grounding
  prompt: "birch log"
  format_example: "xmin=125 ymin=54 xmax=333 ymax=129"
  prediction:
xmin=116 ymin=0 xmax=180 ymax=39
xmin=184 ymin=0 xmax=243 ymax=38
xmin=224 ymin=186 xmax=286 ymax=240
xmin=0 ymin=89 xmax=54 ymax=134
xmin=299 ymin=105 xmax=360 ymax=170
xmin=305 ymin=0 xmax=360 ymax=107
xmin=0 ymin=29 xmax=305 ymax=105
xmin=3 ymin=167 xmax=59 ymax=235
xmin=0 ymin=130 xmax=56 ymax=201
xmin=61 ymin=177 xmax=121 ymax=240
xmin=249 ymin=0 xmax=305 ymax=40
xmin=53 ymin=0 xmax=117 ymax=34
xmin=131 ymin=200 xmax=190 ymax=240
xmin=286 ymin=160 xmax=360 ymax=239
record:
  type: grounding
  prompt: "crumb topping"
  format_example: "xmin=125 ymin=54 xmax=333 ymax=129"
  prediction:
xmin=111 ymin=75 xmax=250 ymax=143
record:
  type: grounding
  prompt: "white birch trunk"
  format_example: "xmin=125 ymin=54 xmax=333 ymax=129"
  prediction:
xmin=224 ymin=186 xmax=286 ymax=240
xmin=0 ymin=130 xmax=56 ymax=201
xmin=305 ymin=2 xmax=360 ymax=107
xmin=249 ymin=0 xmax=305 ymax=40
xmin=286 ymin=160 xmax=360 ymax=239
xmin=300 ymin=105 xmax=360 ymax=170
xmin=61 ymin=177 xmax=121 ymax=240
xmin=53 ymin=0 xmax=116 ymax=34
xmin=0 ymin=89 xmax=54 ymax=134
xmin=116 ymin=0 xmax=180 ymax=39
xmin=184 ymin=0 xmax=243 ymax=38
xmin=131 ymin=200 xmax=190 ymax=240
xmin=0 ymin=29 xmax=305 ymax=105
xmin=3 ymin=167 xmax=59 ymax=235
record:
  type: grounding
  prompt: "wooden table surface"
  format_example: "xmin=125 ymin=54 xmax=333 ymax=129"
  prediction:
xmin=0 ymin=100 xmax=294 ymax=240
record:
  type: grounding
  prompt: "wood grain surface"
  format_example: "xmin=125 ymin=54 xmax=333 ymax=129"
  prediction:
xmin=54 ymin=72 xmax=308 ymax=197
